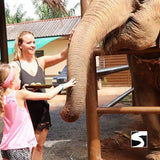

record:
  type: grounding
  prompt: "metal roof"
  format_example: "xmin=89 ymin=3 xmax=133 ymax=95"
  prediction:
xmin=7 ymin=16 xmax=81 ymax=40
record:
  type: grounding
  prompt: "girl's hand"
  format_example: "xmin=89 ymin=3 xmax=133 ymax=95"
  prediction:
xmin=23 ymin=84 xmax=38 ymax=92
xmin=63 ymin=78 xmax=76 ymax=89
xmin=22 ymin=84 xmax=29 ymax=90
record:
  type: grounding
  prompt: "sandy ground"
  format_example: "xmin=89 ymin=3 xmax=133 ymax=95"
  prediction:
xmin=43 ymin=86 xmax=146 ymax=160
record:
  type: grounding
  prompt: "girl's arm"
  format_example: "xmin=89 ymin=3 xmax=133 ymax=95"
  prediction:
xmin=18 ymin=78 xmax=76 ymax=101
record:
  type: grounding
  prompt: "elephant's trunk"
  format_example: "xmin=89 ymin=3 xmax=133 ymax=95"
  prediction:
xmin=60 ymin=0 xmax=135 ymax=122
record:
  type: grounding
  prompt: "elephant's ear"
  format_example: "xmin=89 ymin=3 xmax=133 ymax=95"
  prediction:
xmin=43 ymin=0 xmax=68 ymax=15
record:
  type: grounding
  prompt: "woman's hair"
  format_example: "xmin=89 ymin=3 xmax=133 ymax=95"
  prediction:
xmin=14 ymin=31 xmax=34 ymax=61
xmin=0 ymin=64 xmax=13 ymax=117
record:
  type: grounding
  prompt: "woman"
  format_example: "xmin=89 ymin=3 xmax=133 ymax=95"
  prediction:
xmin=11 ymin=30 xmax=74 ymax=160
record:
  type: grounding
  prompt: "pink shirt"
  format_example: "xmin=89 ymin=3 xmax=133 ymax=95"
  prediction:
xmin=0 ymin=91 xmax=37 ymax=150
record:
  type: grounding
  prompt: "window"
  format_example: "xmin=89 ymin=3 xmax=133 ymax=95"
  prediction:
xmin=35 ymin=50 xmax=44 ymax=58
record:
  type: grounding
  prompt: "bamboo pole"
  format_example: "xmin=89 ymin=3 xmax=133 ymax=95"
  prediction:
xmin=0 ymin=0 xmax=8 ymax=63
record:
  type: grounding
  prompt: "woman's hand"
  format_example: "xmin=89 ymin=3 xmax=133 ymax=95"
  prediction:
xmin=57 ymin=29 xmax=75 ymax=61
xmin=68 ymin=29 xmax=75 ymax=47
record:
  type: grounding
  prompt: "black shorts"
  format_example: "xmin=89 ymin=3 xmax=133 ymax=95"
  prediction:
xmin=1 ymin=148 xmax=30 ymax=160
xmin=27 ymin=100 xmax=52 ymax=131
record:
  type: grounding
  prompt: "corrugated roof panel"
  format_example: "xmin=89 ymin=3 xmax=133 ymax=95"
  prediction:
xmin=7 ymin=16 xmax=81 ymax=40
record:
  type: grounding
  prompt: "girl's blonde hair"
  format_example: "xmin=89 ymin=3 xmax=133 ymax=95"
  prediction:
xmin=0 ymin=63 xmax=11 ymax=117
xmin=14 ymin=31 xmax=34 ymax=61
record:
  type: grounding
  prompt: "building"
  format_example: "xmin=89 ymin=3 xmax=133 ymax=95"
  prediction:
xmin=6 ymin=16 xmax=131 ymax=86
xmin=7 ymin=16 xmax=80 ymax=83
xmin=100 ymin=55 xmax=131 ymax=86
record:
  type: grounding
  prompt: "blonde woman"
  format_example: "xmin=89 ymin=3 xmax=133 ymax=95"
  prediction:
xmin=10 ymin=30 xmax=74 ymax=160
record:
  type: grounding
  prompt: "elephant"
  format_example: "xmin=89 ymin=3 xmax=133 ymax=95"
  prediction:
xmin=58 ymin=0 xmax=160 ymax=159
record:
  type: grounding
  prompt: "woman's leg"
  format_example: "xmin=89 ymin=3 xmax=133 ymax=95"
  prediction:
xmin=31 ymin=128 xmax=48 ymax=160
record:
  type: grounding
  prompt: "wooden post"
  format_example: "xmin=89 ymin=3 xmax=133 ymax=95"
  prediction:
xmin=81 ymin=0 xmax=93 ymax=17
xmin=81 ymin=0 xmax=89 ymax=17
xmin=86 ymin=55 xmax=102 ymax=160
xmin=0 ymin=0 xmax=8 ymax=63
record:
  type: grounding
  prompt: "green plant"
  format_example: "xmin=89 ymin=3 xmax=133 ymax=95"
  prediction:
xmin=120 ymin=94 xmax=132 ymax=105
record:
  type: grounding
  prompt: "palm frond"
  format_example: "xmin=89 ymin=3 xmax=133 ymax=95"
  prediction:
xmin=43 ymin=0 xmax=68 ymax=15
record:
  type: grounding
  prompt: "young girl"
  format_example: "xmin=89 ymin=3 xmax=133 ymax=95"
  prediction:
xmin=0 ymin=63 xmax=76 ymax=160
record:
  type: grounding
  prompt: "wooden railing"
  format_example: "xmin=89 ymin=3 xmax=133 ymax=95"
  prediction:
xmin=86 ymin=51 xmax=160 ymax=160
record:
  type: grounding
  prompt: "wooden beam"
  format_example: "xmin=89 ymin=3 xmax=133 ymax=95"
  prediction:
xmin=97 ymin=106 xmax=160 ymax=114
xmin=0 ymin=0 xmax=8 ymax=63
xmin=94 ymin=47 xmax=160 ymax=57
xmin=86 ymin=56 xmax=101 ymax=160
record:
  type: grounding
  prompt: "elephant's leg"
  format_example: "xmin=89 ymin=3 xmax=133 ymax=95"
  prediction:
xmin=127 ymin=54 xmax=160 ymax=159
xmin=145 ymin=116 xmax=160 ymax=160
xmin=142 ymin=114 xmax=160 ymax=150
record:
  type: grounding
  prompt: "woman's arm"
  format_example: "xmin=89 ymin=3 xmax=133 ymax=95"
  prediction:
xmin=38 ymin=46 xmax=69 ymax=70
xmin=38 ymin=29 xmax=75 ymax=70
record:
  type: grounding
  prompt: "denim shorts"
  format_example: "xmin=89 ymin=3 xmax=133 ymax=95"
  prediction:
xmin=1 ymin=148 xmax=30 ymax=160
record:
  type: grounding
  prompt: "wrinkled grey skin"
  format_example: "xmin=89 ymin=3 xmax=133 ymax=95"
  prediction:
xmin=104 ymin=0 xmax=160 ymax=51
xmin=60 ymin=0 xmax=160 ymax=154
xmin=61 ymin=0 xmax=160 ymax=118
xmin=60 ymin=0 xmax=160 ymax=156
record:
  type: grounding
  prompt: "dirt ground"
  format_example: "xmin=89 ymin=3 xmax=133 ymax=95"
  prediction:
xmin=101 ymin=118 xmax=148 ymax=160
xmin=0 ymin=87 xmax=148 ymax=160
xmin=43 ymin=87 xmax=149 ymax=160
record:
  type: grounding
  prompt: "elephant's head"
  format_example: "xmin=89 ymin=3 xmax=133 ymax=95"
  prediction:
xmin=60 ymin=0 xmax=160 ymax=122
